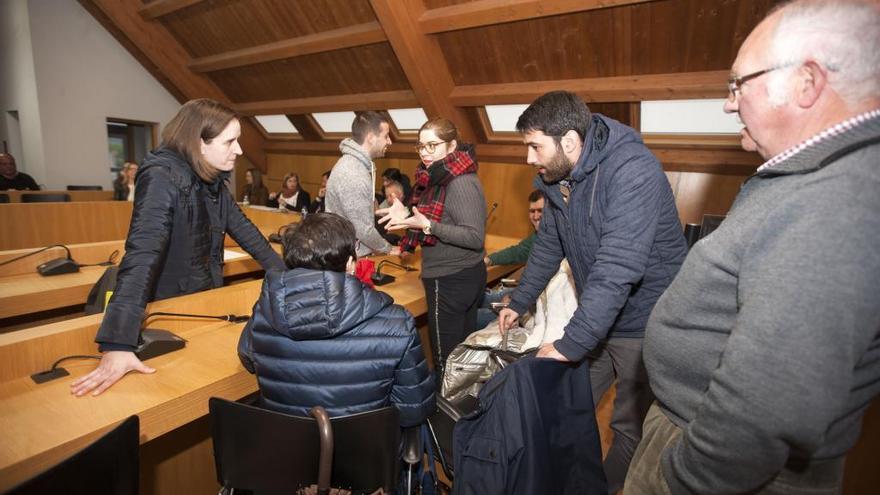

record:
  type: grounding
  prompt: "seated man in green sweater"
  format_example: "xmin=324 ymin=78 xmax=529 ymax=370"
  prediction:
xmin=477 ymin=189 xmax=543 ymax=327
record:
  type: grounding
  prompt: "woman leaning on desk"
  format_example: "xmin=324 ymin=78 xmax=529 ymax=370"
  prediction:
xmin=71 ymin=98 xmax=285 ymax=397
xmin=379 ymin=118 xmax=487 ymax=378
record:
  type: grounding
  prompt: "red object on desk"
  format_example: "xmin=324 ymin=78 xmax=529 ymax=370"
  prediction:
xmin=355 ymin=259 xmax=375 ymax=287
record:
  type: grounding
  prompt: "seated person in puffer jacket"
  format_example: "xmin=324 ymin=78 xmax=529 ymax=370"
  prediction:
xmin=238 ymin=212 xmax=435 ymax=427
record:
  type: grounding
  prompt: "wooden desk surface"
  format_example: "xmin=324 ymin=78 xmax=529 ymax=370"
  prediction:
xmin=1 ymin=190 xmax=115 ymax=203
xmin=0 ymin=234 xmax=521 ymax=490
xmin=0 ymin=241 xmax=281 ymax=321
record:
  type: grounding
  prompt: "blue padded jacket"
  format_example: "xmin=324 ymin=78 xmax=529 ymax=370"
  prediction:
xmin=508 ymin=114 xmax=688 ymax=361
xmin=238 ymin=268 xmax=435 ymax=427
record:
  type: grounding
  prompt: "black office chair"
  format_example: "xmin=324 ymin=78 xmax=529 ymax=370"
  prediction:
xmin=209 ymin=397 xmax=409 ymax=495
xmin=21 ymin=193 xmax=71 ymax=203
xmin=66 ymin=185 xmax=103 ymax=191
xmin=5 ymin=415 xmax=139 ymax=495
xmin=0 ymin=193 xmax=8 ymax=203
xmin=683 ymin=214 xmax=727 ymax=250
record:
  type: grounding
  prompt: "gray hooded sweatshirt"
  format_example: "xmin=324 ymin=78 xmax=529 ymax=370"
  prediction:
xmin=325 ymin=138 xmax=391 ymax=256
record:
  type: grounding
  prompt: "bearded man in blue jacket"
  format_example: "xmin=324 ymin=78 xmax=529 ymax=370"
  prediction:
xmin=498 ymin=91 xmax=688 ymax=491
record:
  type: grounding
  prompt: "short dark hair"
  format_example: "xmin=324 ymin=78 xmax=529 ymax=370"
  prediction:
xmin=351 ymin=111 xmax=389 ymax=145
xmin=382 ymin=167 xmax=403 ymax=182
xmin=527 ymin=189 xmax=544 ymax=203
xmin=516 ymin=91 xmax=592 ymax=143
xmin=281 ymin=212 xmax=357 ymax=272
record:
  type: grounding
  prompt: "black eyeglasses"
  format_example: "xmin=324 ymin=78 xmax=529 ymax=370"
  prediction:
xmin=727 ymin=66 xmax=784 ymax=101
xmin=414 ymin=141 xmax=447 ymax=154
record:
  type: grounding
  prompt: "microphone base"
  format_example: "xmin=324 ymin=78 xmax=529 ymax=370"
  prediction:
xmin=37 ymin=258 xmax=80 ymax=276
xmin=136 ymin=328 xmax=187 ymax=361
xmin=371 ymin=273 xmax=396 ymax=286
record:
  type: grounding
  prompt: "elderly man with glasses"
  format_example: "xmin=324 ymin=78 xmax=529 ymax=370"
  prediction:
xmin=626 ymin=1 xmax=880 ymax=494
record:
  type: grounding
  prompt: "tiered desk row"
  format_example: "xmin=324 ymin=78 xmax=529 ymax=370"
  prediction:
xmin=0 ymin=198 xmax=522 ymax=493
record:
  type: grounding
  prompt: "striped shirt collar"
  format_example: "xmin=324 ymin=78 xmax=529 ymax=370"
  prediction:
xmin=758 ymin=108 xmax=880 ymax=172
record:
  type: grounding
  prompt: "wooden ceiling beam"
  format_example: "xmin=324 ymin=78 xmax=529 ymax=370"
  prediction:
xmin=233 ymin=90 xmax=420 ymax=116
xmin=449 ymin=70 xmax=729 ymax=105
xmin=419 ymin=0 xmax=659 ymax=34
xmin=369 ymin=0 xmax=479 ymax=142
xmin=188 ymin=22 xmax=388 ymax=73
xmin=139 ymin=0 xmax=204 ymax=20
xmin=262 ymin=140 xmax=759 ymax=175
xmin=81 ymin=0 xmax=268 ymax=170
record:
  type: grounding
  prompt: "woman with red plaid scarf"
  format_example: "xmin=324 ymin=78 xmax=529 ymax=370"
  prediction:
xmin=380 ymin=118 xmax=487 ymax=380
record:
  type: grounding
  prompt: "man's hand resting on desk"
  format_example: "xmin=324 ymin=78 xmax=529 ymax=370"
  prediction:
xmin=70 ymin=351 xmax=155 ymax=396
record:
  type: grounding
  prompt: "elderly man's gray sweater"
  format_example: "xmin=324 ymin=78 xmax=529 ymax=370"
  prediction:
xmin=644 ymin=111 xmax=880 ymax=493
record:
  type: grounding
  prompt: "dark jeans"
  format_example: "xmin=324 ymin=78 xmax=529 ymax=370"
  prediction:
xmin=422 ymin=262 xmax=487 ymax=377
xmin=475 ymin=286 xmax=515 ymax=329
xmin=587 ymin=337 xmax=655 ymax=494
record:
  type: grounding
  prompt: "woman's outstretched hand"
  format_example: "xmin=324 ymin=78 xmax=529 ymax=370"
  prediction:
xmin=70 ymin=351 xmax=156 ymax=397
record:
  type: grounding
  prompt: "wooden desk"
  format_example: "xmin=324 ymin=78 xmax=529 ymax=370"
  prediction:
xmin=1 ymin=190 xmax=114 ymax=203
xmin=0 ymin=241 xmax=281 ymax=322
xmin=0 ymin=234 xmax=521 ymax=492
xmin=0 ymin=202 xmax=133 ymax=250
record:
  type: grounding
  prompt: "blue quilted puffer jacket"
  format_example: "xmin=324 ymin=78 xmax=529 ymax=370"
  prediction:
xmin=238 ymin=268 xmax=435 ymax=427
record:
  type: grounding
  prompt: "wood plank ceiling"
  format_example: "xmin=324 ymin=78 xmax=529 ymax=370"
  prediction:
xmin=80 ymin=0 xmax=780 ymax=170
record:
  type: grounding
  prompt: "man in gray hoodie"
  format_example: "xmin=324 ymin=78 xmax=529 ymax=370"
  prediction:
xmin=325 ymin=111 xmax=398 ymax=257
xmin=626 ymin=1 xmax=880 ymax=493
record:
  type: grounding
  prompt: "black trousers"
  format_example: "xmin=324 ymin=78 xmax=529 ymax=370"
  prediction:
xmin=422 ymin=261 xmax=487 ymax=376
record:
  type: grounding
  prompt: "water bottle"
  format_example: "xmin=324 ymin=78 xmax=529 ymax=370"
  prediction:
xmin=301 ymin=206 xmax=308 ymax=219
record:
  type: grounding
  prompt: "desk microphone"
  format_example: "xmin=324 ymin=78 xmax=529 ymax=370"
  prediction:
xmin=29 ymin=311 xmax=250 ymax=384
xmin=371 ymin=260 xmax=416 ymax=286
xmin=137 ymin=311 xmax=251 ymax=361
xmin=488 ymin=202 xmax=499 ymax=218
xmin=0 ymin=244 xmax=80 ymax=276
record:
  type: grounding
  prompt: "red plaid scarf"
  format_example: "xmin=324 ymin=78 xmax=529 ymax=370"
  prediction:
xmin=400 ymin=144 xmax=478 ymax=252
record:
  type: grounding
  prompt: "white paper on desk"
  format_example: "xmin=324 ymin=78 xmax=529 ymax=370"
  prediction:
xmin=223 ymin=249 xmax=249 ymax=261
xmin=246 ymin=205 xmax=283 ymax=212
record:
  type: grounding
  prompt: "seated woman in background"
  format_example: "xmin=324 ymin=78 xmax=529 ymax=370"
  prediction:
xmin=238 ymin=212 xmax=435 ymax=427
xmin=113 ymin=161 xmax=138 ymax=201
xmin=380 ymin=118 xmax=487 ymax=379
xmin=268 ymin=172 xmax=311 ymax=212
xmin=71 ymin=98 xmax=284 ymax=397
xmin=241 ymin=167 xmax=269 ymax=205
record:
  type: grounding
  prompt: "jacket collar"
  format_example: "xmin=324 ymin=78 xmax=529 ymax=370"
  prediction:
xmin=756 ymin=109 xmax=880 ymax=177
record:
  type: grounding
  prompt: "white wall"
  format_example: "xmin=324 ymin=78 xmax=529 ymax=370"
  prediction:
xmin=0 ymin=0 xmax=47 ymax=184
xmin=14 ymin=0 xmax=181 ymax=189
xmin=640 ymin=99 xmax=741 ymax=134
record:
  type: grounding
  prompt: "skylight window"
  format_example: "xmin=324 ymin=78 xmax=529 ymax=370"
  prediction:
xmin=388 ymin=108 xmax=428 ymax=132
xmin=312 ymin=111 xmax=357 ymax=133
xmin=254 ymin=115 xmax=298 ymax=134
xmin=640 ymin=99 xmax=740 ymax=134
xmin=485 ymin=104 xmax=530 ymax=132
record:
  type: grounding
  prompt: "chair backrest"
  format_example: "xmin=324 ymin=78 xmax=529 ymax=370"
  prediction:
xmin=0 ymin=193 xmax=8 ymax=203
xmin=209 ymin=397 xmax=401 ymax=494
xmin=21 ymin=193 xmax=71 ymax=203
xmin=699 ymin=214 xmax=726 ymax=240
xmin=7 ymin=415 xmax=139 ymax=495
xmin=66 ymin=185 xmax=103 ymax=191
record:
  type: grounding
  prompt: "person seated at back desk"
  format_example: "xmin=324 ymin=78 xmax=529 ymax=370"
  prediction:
xmin=477 ymin=189 xmax=544 ymax=328
xmin=0 ymin=152 xmax=40 ymax=191
xmin=238 ymin=212 xmax=435 ymax=427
